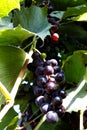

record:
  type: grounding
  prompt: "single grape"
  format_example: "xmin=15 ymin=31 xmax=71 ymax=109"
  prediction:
xmin=51 ymin=33 xmax=59 ymax=41
xmin=35 ymin=96 xmax=44 ymax=106
xmin=52 ymin=96 xmax=62 ymax=106
xmin=46 ymin=82 xmax=57 ymax=93
xmin=44 ymin=65 xmax=54 ymax=75
xmin=46 ymin=110 xmax=59 ymax=123
xmin=37 ymin=75 xmax=47 ymax=87
xmin=33 ymin=58 xmax=44 ymax=67
xmin=35 ymin=66 xmax=44 ymax=76
xmin=53 ymin=66 xmax=61 ymax=74
xmin=59 ymin=90 xmax=67 ymax=99
xmin=56 ymin=108 xmax=64 ymax=117
xmin=45 ymin=59 xmax=58 ymax=66
xmin=55 ymin=72 xmax=65 ymax=84
xmin=48 ymin=5 xmax=54 ymax=14
xmin=32 ymin=52 xmax=40 ymax=59
xmin=34 ymin=86 xmax=44 ymax=96
xmin=40 ymin=103 xmax=50 ymax=114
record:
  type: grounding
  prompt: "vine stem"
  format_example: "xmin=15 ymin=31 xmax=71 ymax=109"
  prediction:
xmin=34 ymin=115 xmax=46 ymax=130
xmin=80 ymin=110 xmax=84 ymax=130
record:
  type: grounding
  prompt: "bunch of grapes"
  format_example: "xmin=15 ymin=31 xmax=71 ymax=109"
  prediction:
xmin=27 ymin=51 xmax=67 ymax=123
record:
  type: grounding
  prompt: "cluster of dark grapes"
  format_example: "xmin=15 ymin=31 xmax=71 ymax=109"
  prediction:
xmin=27 ymin=51 xmax=67 ymax=123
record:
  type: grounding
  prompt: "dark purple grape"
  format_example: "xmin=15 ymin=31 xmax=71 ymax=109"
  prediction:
xmin=56 ymin=108 xmax=64 ymax=117
xmin=33 ymin=58 xmax=44 ymax=67
xmin=48 ymin=17 xmax=57 ymax=25
xmin=52 ymin=90 xmax=59 ymax=97
xmin=46 ymin=82 xmax=57 ymax=93
xmin=55 ymin=72 xmax=65 ymax=84
xmin=34 ymin=86 xmax=44 ymax=96
xmin=46 ymin=111 xmax=59 ymax=123
xmin=53 ymin=66 xmax=61 ymax=74
xmin=59 ymin=90 xmax=67 ymax=99
xmin=35 ymin=96 xmax=44 ymax=106
xmin=35 ymin=66 xmax=44 ymax=76
xmin=44 ymin=65 xmax=54 ymax=75
xmin=32 ymin=52 xmax=40 ymax=59
xmin=37 ymin=76 xmax=47 ymax=87
xmin=50 ymin=25 xmax=58 ymax=34
xmin=45 ymin=59 xmax=58 ymax=67
xmin=40 ymin=103 xmax=50 ymax=114
xmin=52 ymin=96 xmax=62 ymax=106
xmin=48 ymin=5 xmax=54 ymax=14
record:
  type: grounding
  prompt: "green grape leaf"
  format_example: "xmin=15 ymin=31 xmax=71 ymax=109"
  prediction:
xmin=0 ymin=108 xmax=18 ymax=129
xmin=0 ymin=26 xmax=35 ymax=46
xmin=63 ymin=79 xmax=87 ymax=112
xmin=63 ymin=50 xmax=87 ymax=83
xmin=13 ymin=5 xmax=51 ymax=40
xmin=0 ymin=46 xmax=26 ymax=107
xmin=51 ymin=0 xmax=86 ymax=10
xmin=62 ymin=4 xmax=87 ymax=20
xmin=0 ymin=0 xmax=20 ymax=18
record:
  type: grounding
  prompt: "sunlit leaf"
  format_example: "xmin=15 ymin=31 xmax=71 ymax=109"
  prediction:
xmin=0 ymin=46 xmax=26 ymax=106
xmin=0 ymin=0 xmax=20 ymax=18
xmin=63 ymin=50 xmax=87 ymax=83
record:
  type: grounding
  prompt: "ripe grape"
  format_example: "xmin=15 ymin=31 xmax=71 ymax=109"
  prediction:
xmin=40 ymin=103 xmax=50 ymax=114
xmin=59 ymin=90 xmax=67 ymax=99
xmin=55 ymin=72 xmax=65 ymax=84
xmin=44 ymin=65 xmax=54 ymax=75
xmin=57 ymin=108 xmax=64 ymax=117
xmin=34 ymin=86 xmax=45 ymax=96
xmin=46 ymin=82 xmax=57 ymax=93
xmin=35 ymin=96 xmax=44 ymax=106
xmin=52 ymin=96 xmax=62 ymax=106
xmin=35 ymin=66 xmax=44 ymax=76
xmin=37 ymin=76 xmax=47 ymax=87
xmin=46 ymin=111 xmax=59 ymax=123
xmin=32 ymin=52 xmax=40 ymax=59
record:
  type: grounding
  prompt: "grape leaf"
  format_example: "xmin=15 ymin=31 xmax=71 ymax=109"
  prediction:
xmin=51 ymin=0 xmax=87 ymax=10
xmin=0 ymin=46 xmax=26 ymax=107
xmin=63 ymin=50 xmax=87 ymax=83
xmin=0 ymin=14 xmax=13 ymax=30
xmin=13 ymin=5 xmax=52 ymax=40
xmin=0 ymin=0 xmax=20 ymax=18
xmin=0 ymin=108 xmax=18 ymax=129
xmin=62 ymin=4 xmax=87 ymax=20
xmin=0 ymin=25 xmax=35 ymax=46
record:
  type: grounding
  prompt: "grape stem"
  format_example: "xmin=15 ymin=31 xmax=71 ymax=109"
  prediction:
xmin=34 ymin=115 xmax=46 ymax=130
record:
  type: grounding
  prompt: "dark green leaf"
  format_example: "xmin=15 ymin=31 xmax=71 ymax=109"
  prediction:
xmin=63 ymin=4 xmax=87 ymax=20
xmin=13 ymin=5 xmax=51 ymax=40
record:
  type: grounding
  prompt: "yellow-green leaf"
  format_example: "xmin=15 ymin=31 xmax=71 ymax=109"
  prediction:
xmin=0 ymin=0 xmax=20 ymax=18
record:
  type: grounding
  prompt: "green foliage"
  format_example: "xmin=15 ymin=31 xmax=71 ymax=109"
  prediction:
xmin=13 ymin=5 xmax=51 ymax=40
xmin=0 ymin=0 xmax=87 ymax=129
xmin=0 ymin=0 xmax=20 ymax=18
xmin=0 ymin=46 xmax=26 ymax=106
